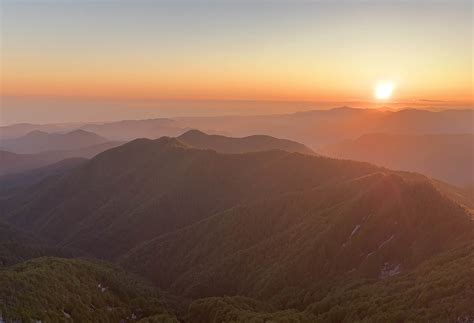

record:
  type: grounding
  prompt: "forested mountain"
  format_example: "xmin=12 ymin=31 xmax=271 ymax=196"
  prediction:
xmin=1 ymin=134 xmax=472 ymax=321
xmin=0 ymin=158 xmax=87 ymax=197
xmin=2 ymin=137 xmax=378 ymax=258
xmin=178 ymin=129 xmax=315 ymax=155
xmin=187 ymin=244 xmax=473 ymax=322
xmin=0 ymin=150 xmax=54 ymax=176
xmin=121 ymin=170 xmax=471 ymax=300
xmin=322 ymin=133 xmax=474 ymax=186
xmin=0 ymin=222 xmax=71 ymax=268
xmin=0 ymin=129 xmax=108 ymax=154
xmin=0 ymin=257 xmax=178 ymax=322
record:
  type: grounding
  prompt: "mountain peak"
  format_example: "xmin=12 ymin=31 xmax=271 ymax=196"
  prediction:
xmin=153 ymin=136 xmax=188 ymax=147
xmin=66 ymin=129 xmax=98 ymax=136
xmin=179 ymin=129 xmax=207 ymax=138
xmin=24 ymin=130 xmax=49 ymax=137
xmin=178 ymin=130 xmax=315 ymax=155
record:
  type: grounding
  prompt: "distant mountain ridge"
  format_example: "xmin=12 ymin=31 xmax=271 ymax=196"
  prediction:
xmin=0 ymin=158 xmax=87 ymax=196
xmin=0 ymin=129 xmax=109 ymax=154
xmin=0 ymin=141 xmax=122 ymax=176
xmin=322 ymin=133 xmax=474 ymax=186
xmin=178 ymin=129 xmax=316 ymax=155
xmin=176 ymin=107 xmax=474 ymax=148
xmin=2 ymin=107 xmax=473 ymax=148
xmin=0 ymin=123 xmax=86 ymax=140
xmin=81 ymin=118 xmax=185 ymax=141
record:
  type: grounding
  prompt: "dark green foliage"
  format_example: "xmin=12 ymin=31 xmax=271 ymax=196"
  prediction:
xmin=1 ymin=136 xmax=472 ymax=322
xmin=0 ymin=222 xmax=71 ymax=267
xmin=307 ymin=244 xmax=474 ymax=322
xmin=188 ymin=296 xmax=315 ymax=323
xmin=2 ymin=137 xmax=377 ymax=258
xmin=187 ymin=245 xmax=474 ymax=322
xmin=122 ymin=171 xmax=471 ymax=302
xmin=0 ymin=257 xmax=178 ymax=322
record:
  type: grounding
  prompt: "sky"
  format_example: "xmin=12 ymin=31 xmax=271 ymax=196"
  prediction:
xmin=0 ymin=0 xmax=472 ymax=124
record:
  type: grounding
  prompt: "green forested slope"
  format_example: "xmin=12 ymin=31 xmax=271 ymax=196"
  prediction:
xmin=1 ymin=135 xmax=472 ymax=322
xmin=0 ymin=222 xmax=72 ymax=267
xmin=2 ymin=137 xmax=377 ymax=258
xmin=187 ymin=244 xmax=474 ymax=322
xmin=122 ymin=171 xmax=471 ymax=303
xmin=0 ymin=257 xmax=177 ymax=322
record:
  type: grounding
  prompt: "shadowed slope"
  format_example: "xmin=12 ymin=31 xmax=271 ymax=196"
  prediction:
xmin=1 ymin=134 xmax=472 ymax=322
xmin=2 ymin=137 xmax=377 ymax=258
xmin=121 ymin=172 xmax=471 ymax=301
xmin=0 ymin=141 xmax=122 ymax=176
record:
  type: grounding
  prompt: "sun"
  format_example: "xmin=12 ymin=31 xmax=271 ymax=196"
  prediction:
xmin=374 ymin=82 xmax=394 ymax=100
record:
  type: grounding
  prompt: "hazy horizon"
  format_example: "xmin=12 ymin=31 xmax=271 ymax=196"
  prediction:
xmin=1 ymin=0 xmax=472 ymax=126
xmin=2 ymin=95 xmax=473 ymax=126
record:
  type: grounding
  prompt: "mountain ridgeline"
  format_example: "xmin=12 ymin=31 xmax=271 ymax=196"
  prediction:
xmin=0 ymin=128 xmax=472 ymax=321
xmin=0 ymin=129 xmax=122 ymax=176
xmin=177 ymin=129 xmax=315 ymax=155
xmin=0 ymin=129 xmax=108 ymax=154
xmin=2 ymin=107 xmax=473 ymax=147
xmin=322 ymin=133 xmax=474 ymax=186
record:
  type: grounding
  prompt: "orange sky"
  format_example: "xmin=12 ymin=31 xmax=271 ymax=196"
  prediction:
xmin=1 ymin=1 xmax=472 ymax=107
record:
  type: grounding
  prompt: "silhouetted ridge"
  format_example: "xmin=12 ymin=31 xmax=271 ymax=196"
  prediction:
xmin=180 ymin=129 xmax=207 ymax=137
xmin=0 ymin=128 xmax=109 ymax=154
xmin=178 ymin=129 xmax=315 ymax=155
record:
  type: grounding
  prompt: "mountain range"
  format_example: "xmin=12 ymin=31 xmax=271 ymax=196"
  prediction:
xmin=0 ymin=132 xmax=472 ymax=321
xmin=0 ymin=141 xmax=121 ymax=176
xmin=0 ymin=109 xmax=473 ymax=321
xmin=0 ymin=129 xmax=109 ymax=154
xmin=81 ymin=118 xmax=185 ymax=141
xmin=2 ymin=107 xmax=473 ymax=148
xmin=322 ymin=133 xmax=474 ymax=186
xmin=177 ymin=129 xmax=315 ymax=155
xmin=176 ymin=107 xmax=474 ymax=148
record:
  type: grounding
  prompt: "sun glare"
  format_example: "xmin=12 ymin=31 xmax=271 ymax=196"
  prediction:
xmin=374 ymin=82 xmax=394 ymax=100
